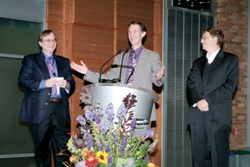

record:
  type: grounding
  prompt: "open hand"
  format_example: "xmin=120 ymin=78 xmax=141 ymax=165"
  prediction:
xmin=71 ymin=60 xmax=88 ymax=75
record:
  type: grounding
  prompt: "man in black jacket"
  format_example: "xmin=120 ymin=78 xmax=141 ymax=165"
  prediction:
xmin=186 ymin=27 xmax=239 ymax=167
xmin=18 ymin=30 xmax=75 ymax=167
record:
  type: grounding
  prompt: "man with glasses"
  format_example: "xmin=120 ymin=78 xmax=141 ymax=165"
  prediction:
xmin=186 ymin=27 xmax=239 ymax=167
xmin=18 ymin=30 xmax=75 ymax=167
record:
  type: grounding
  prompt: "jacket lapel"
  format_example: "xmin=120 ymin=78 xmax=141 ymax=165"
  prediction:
xmin=134 ymin=47 xmax=145 ymax=76
xmin=54 ymin=56 xmax=62 ymax=77
xmin=209 ymin=49 xmax=224 ymax=72
xmin=199 ymin=56 xmax=207 ymax=78
xmin=36 ymin=52 xmax=50 ymax=79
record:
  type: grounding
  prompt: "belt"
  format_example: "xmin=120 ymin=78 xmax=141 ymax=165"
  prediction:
xmin=49 ymin=98 xmax=62 ymax=102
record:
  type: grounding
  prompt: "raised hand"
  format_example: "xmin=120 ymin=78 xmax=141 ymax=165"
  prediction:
xmin=156 ymin=66 xmax=165 ymax=81
xmin=70 ymin=60 xmax=88 ymax=75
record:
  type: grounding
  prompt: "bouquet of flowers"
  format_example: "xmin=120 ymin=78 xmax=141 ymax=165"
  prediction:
xmin=63 ymin=88 xmax=158 ymax=167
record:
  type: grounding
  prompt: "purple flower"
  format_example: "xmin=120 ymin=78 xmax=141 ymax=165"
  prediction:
xmin=84 ymin=135 xmax=95 ymax=149
xmin=85 ymin=108 xmax=94 ymax=121
xmin=105 ymin=103 xmax=114 ymax=113
xmin=83 ymin=133 xmax=92 ymax=140
xmin=116 ymin=104 xmax=127 ymax=121
xmin=100 ymin=118 xmax=110 ymax=133
xmin=79 ymin=127 xmax=86 ymax=134
xmin=75 ymin=161 xmax=86 ymax=167
xmin=108 ymin=154 xmax=112 ymax=166
xmin=73 ymin=134 xmax=78 ymax=140
xmin=75 ymin=160 xmax=86 ymax=167
xmin=97 ymin=139 xmax=103 ymax=150
xmin=94 ymin=114 xmax=101 ymax=124
xmin=97 ymin=144 xmax=103 ymax=150
xmin=119 ymin=146 xmax=125 ymax=152
xmin=149 ymin=140 xmax=157 ymax=151
xmin=75 ymin=138 xmax=84 ymax=146
xmin=121 ymin=139 xmax=127 ymax=146
xmin=105 ymin=144 xmax=110 ymax=152
xmin=142 ymin=129 xmax=154 ymax=138
xmin=105 ymin=103 xmax=115 ymax=121
xmin=95 ymin=108 xmax=103 ymax=116
xmin=83 ymin=133 xmax=95 ymax=147
xmin=76 ymin=115 xmax=86 ymax=125
xmin=87 ymin=145 xmax=92 ymax=150
xmin=128 ymin=158 xmax=135 ymax=167
xmin=131 ymin=118 xmax=136 ymax=130
xmin=114 ymin=135 xmax=118 ymax=142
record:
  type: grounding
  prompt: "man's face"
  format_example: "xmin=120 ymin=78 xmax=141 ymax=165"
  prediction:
xmin=201 ymin=31 xmax=218 ymax=51
xmin=39 ymin=33 xmax=57 ymax=56
xmin=128 ymin=24 xmax=146 ymax=48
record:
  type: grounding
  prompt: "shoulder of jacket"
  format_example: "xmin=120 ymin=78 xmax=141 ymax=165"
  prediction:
xmin=142 ymin=47 xmax=159 ymax=56
xmin=54 ymin=55 xmax=69 ymax=61
xmin=222 ymin=51 xmax=237 ymax=57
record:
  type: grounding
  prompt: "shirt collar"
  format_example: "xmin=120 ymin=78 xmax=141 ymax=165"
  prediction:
xmin=42 ymin=51 xmax=54 ymax=63
xmin=206 ymin=48 xmax=220 ymax=64
xmin=131 ymin=46 xmax=143 ymax=57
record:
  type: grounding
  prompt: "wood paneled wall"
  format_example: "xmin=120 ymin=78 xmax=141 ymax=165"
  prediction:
xmin=47 ymin=0 xmax=163 ymax=165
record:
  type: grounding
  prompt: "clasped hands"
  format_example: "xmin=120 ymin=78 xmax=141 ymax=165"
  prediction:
xmin=197 ymin=99 xmax=209 ymax=112
xmin=45 ymin=78 xmax=69 ymax=88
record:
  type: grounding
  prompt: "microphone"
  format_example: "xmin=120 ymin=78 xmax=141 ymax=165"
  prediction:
xmin=111 ymin=64 xmax=134 ymax=84
xmin=117 ymin=48 xmax=129 ymax=83
xmin=99 ymin=49 xmax=122 ymax=83
xmin=111 ymin=64 xmax=134 ymax=69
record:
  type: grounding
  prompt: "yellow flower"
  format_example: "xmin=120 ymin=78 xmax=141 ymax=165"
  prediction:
xmin=81 ymin=147 xmax=90 ymax=157
xmin=69 ymin=155 xmax=77 ymax=163
xmin=95 ymin=124 xmax=100 ymax=132
xmin=147 ymin=163 xmax=156 ymax=167
xmin=96 ymin=151 xmax=108 ymax=164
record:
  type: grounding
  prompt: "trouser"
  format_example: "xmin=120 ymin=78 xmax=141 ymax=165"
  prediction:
xmin=190 ymin=113 xmax=230 ymax=167
xmin=29 ymin=101 xmax=70 ymax=167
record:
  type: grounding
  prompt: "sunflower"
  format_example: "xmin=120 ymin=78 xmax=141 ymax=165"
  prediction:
xmin=96 ymin=151 xmax=108 ymax=164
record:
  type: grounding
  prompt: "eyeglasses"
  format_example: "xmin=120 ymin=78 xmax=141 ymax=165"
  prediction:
xmin=42 ymin=39 xmax=56 ymax=43
xmin=201 ymin=36 xmax=213 ymax=40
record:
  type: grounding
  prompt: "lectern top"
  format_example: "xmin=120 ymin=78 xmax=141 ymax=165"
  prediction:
xmin=83 ymin=83 xmax=159 ymax=101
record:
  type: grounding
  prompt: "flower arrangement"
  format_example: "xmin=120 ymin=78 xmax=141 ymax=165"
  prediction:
xmin=63 ymin=88 xmax=158 ymax=167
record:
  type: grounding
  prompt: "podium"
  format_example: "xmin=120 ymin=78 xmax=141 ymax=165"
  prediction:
xmin=82 ymin=83 xmax=159 ymax=124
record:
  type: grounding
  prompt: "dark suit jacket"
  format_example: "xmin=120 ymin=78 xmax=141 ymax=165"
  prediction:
xmin=186 ymin=49 xmax=239 ymax=125
xmin=18 ymin=52 xmax=75 ymax=124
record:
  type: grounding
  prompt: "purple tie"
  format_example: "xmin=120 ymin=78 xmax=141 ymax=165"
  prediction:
xmin=46 ymin=57 xmax=57 ymax=95
xmin=127 ymin=51 xmax=136 ymax=83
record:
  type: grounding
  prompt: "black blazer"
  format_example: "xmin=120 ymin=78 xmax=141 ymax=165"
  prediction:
xmin=18 ymin=52 xmax=75 ymax=124
xmin=186 ymin=49 xmax=239 ymax=125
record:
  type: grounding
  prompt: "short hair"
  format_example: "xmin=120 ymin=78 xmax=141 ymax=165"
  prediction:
xmin=128 ymin=21 xmax=147 ymax=33
xmin=38 ymin=29 xmax=56 ymax=42
xmin=203 ymin=27 xmax=224 ymax=47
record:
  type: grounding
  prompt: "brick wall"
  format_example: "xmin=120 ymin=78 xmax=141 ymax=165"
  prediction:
xmin=216 ymin=0 xmax=248 ymax=150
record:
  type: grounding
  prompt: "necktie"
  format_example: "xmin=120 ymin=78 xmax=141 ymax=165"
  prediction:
xmin=46 ymin=57 xmax=57 ymax=95
xmin=127 ymin=51 xmax=136 ymax=83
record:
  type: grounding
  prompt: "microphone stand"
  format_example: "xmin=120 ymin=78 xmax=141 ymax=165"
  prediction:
xmin=125 ymin=68 xmax=135 ymax=84
xmin=117 ymin=48 xmax=129 ymax=82
xmin=111 ymin=65 xmax=134 ymax=83
xmin=99 ymin=49 xmax=122 ymax=83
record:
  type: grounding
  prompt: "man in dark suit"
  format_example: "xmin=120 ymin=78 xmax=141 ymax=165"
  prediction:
xmin=186 ymin=27 xmax=239 ymax=167
xmin=18 ymin=30 xmax=75 ymax=167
